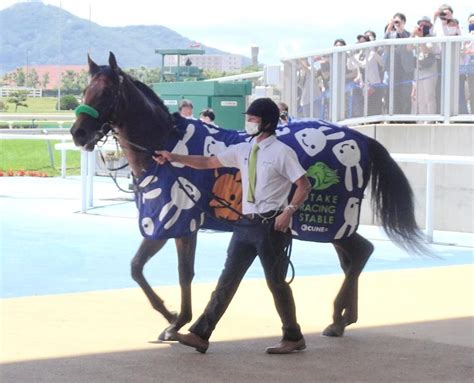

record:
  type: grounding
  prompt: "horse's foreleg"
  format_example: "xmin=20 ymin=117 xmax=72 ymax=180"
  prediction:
xmin=323 ymin=233 xmax=373 ymax=337
xmin=158 ymin=233 xmax=197 ymax=341
xmin=174 ymin=233 xmax=197 ymax=328
xmin=131 ymin=238 xmax=177 ymax=323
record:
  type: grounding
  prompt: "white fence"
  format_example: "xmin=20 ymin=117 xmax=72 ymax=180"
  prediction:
xmin=4 ymin=132 xmax=466 ymax=243
xmin=0 ymin=86 xmax=42 ymax=98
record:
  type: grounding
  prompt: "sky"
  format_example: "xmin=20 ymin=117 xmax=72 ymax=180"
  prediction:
xmin=1 ymin=0 xmax=472 ymax=64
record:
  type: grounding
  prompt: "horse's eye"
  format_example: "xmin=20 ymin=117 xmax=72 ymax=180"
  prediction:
xmin=230 ymin=194 xmax=235 ymax=201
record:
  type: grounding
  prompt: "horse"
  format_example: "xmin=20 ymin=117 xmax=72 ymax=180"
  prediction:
xmin=70 ymin=52 xmax=428 ymax=341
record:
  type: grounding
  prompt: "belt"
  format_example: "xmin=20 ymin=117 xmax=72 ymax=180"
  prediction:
xmin=244 ymin=210 xmax=281 ymax=221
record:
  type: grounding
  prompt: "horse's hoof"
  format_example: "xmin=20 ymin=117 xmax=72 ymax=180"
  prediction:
xmin=322 ymin=323 xmax=345 ymax=337
xmin=158 ymin=326 xmax=178 ymax=341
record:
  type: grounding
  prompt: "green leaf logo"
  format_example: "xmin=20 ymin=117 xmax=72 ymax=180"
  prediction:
xmin=306 ymin=162 xmax=339 ymax=190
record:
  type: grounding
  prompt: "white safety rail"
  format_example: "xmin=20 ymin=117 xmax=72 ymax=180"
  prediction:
xmin=281 ymin=35 xmax=474 ymax=125
xmin=53 ymin=142 xmax=121 ymax=213
xmin=391 ymin=154 xmax=474 ymax=243
xmin=62 ymin=147 xmax=473 ymax=243
xmin=0 ymin=131 xmax=73 ymax=178
xmin=2 ymin=133 xmax=472 ymax=240
xmin=0 ymin=113 xmax=75 ymax=129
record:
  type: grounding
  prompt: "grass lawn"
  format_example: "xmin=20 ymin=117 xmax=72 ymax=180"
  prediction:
xmin=0 ymin=139 xmax=81 ymax=177
xmin=0 ymin=97 xmax=74 ymax=114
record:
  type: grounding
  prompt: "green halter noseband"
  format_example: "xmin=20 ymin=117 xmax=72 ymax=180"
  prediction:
xmin=75 ymin=104 xmax=99 ymax=119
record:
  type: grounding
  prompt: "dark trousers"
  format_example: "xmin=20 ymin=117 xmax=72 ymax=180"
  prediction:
xmin=189 ymin=217 xmax=303 ymax=341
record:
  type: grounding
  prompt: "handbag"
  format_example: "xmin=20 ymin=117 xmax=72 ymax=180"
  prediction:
xmin=418 ymin=53 xmax=435 ymax=70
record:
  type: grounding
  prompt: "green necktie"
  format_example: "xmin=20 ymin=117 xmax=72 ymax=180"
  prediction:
xmin=247 ymin=144 xmax=259 ymax=203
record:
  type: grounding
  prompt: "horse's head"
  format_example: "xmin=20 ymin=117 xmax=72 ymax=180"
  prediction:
xmin=70 ymin=52 xmax=124 ymax=151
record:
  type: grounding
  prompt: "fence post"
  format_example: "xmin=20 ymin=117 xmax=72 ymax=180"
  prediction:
xmin=425 ymin=161 xmax=434 ymax=243
xmin=443 ymin=41 xmax=452 ymax=123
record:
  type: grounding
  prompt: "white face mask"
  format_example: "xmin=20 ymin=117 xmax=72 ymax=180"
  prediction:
xmin=245 ymin=122 xmax=260 ymax=135
xmin=447 ymin=26 xmax=458 ymax=36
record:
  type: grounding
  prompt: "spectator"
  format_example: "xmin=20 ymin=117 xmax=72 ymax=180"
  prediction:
xmin=465 ymin=14 xmax=474 ymax=113
xmin=348 ymin=34 xmax=384 ymax=116
xmin=333 ymin=38 xmax=347 ymax=47
xmin=411 ymin=16 xmax=439 ymax=115
xmin=278 ymin=102 xmax=292 ymax=125
xmin=433 ymin=4 xmax=457 ymax=36
xmin=432 ymin=5 xmax=459 ymax=113
xmin=384 ymin=12 xmax=415 ymax=114
xmin=199 ymin=108 xmax=217 ymax=125
xmin=332 ymin=38 xmax=362 ymax=118
xmin=297 ymin=58 xmax=324 ymax=118
xmin=179 ymin=99 xmax=194 ymax=118
xmin=364 ymin=30 xmax=377 ymax=41
xmin=446 ymin=18 xmax=461 ymax=35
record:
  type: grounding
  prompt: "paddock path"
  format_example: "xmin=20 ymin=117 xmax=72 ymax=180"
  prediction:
xmin=1 ymin=176 xmax=473 ymax=382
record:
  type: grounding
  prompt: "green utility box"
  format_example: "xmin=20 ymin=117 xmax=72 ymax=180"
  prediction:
xmin=153 ymin=81 xmax=252 ymax=130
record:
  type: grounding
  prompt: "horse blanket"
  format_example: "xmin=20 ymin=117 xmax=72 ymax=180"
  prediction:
xmin=134 ymin=116 xmax=371 ymax=242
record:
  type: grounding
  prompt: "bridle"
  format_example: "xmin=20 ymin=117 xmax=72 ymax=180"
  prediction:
xmin=74 ymin=73 xmax=124 ymax=141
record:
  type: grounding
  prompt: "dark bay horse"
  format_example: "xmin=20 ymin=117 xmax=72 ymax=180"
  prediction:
xmin=70 ymin=52 xmax=428 ymax=340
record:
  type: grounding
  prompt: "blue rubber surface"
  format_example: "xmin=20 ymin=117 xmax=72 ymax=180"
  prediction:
xmin=1 ymin=177 xmax=472 ymax=298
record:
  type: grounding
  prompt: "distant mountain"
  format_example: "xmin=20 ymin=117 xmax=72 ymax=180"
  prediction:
xmin=0 ymin=2 xmax=248 ymax=74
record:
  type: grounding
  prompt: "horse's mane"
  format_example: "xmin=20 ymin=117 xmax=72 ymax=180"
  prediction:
xmin=121 ymin=71 xmax=170 ymax=117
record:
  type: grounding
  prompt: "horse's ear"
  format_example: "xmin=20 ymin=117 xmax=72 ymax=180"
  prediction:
xmin=109 ymin=52 xmax=119 ymax=72
xmin=88 ymin=54 xmax=100 ymax=75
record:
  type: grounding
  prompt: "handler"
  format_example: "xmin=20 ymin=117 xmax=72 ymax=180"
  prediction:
xmin=154 ymin=98 xmax=311 ymax=354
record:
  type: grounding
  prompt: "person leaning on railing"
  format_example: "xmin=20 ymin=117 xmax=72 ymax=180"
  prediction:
xmin=384 ymin=12 xmax=415 ymax=115
xmin=347 ymin=34 xmax=385 ymax=116
xmin=464 ymin=14 xmax=474 ymax=114
xmin=410 ymin=16 xmax=439 ymax=116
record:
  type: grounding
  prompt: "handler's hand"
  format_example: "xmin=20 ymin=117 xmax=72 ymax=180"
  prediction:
xmin=274 ymin=210 xmax=292 ymax=232
xmin=154 ymin=150 xmax=173 ymax=164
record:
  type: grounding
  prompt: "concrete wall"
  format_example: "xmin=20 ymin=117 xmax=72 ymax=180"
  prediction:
xmin=353 ymin=124 xmax=474 ymax=233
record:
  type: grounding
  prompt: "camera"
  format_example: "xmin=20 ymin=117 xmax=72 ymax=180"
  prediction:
xmin=422 ymin=25 xmax=431 ymax=36
xmin=280 ymin=111 xmax=288 ymax=120
xmin=439 ymin=11 xmax=447 ymax=20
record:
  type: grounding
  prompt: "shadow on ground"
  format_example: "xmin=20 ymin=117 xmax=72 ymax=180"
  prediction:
xmin=1 ymin=317 xmax=472 ymax=383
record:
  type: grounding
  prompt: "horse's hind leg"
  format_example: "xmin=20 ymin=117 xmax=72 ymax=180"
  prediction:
xmin=158 ymin=233 xmax=197 ymax=341
xmin=131 ymin=238 xmax=177 ymax=324
xmin=323 ymin=233 xmax=374 ymax=337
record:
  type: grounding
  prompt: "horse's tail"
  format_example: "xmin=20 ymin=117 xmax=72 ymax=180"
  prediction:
xmin=368 ymin=138 xmax=430 ymax=255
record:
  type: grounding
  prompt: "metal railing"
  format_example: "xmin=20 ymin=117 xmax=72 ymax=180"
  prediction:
xmin=281 ymin=35 xmax=474 ymax=125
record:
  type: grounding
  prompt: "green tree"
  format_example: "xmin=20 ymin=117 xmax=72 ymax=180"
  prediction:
xmin=26 ymin=68 xmax=40 ymax=88
xmin=59 ymin=95 xmax=79 ymax=110
xmin=0 ymin=101 xmax=9 ymax=112
xmin=61 ymin=70 xmax=80 ymax=93
xmin=241 ymin=64 xmax=264 ymax=73
xmin=41 ymin=72 xmax=50 ymax=89
xmin=14 ymin=68 xmax=26 ymax=86
xmin=2 ymin=72 xmax=15 ymax=86
xmin=77 ymin=69 xmax=89 ymax=90
xmin=7 ymin=90 xmax=28 ymax=112
xmin=61 ymin=69 xmax=89 ymax=94
xmin=202 ymin=69 xmax=227 ymax=79
xmin=125 ymin=66 xmax=161 ymax=86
